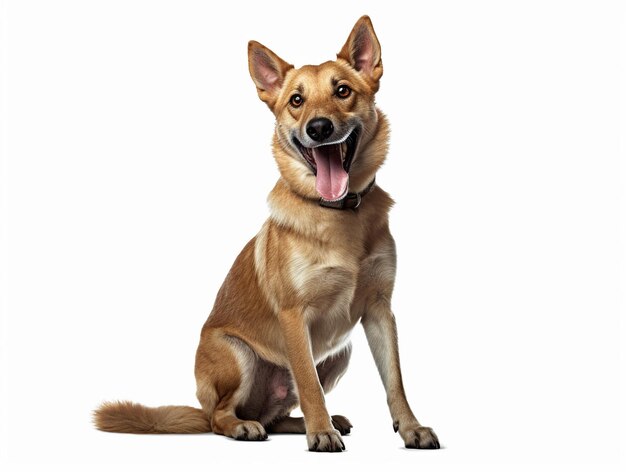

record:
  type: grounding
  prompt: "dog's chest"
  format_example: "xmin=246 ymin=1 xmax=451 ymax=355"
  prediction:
xmin=286 ymin=237 xmax=364 ymax=360
xmin=288 ymin=247 xmax=359 ymax=302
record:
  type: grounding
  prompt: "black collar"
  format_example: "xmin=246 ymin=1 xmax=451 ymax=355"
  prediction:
xmin=318 ymin=178 xmax=376 ymax=210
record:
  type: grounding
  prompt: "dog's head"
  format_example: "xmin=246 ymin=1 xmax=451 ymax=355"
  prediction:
xmin=248 ymin=16 xmax=387 ymax=203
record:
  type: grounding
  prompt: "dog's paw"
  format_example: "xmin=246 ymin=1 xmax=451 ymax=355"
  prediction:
xmin=232 ymin=420 xmax=268 ymax=441
xmin=331 ymin=415 xmax=352 ymax=436
xmin=395 ymin=422 xmax=440 ymax=449
xmin=307 ymin=429 xmax=345 ymax=452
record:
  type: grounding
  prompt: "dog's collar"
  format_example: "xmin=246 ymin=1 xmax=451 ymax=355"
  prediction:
xmin=318 ymin=178 xmax=376 ymax=210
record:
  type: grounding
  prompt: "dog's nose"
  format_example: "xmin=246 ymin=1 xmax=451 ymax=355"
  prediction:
xmin=306 ymin=118 xmax=334 ymax=142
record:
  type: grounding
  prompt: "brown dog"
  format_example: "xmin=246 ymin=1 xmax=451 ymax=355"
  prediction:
xmin=94 ymin=15 xmax=440 ymax=453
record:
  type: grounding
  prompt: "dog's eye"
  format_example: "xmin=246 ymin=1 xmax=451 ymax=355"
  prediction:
xmin=336 ymin=85 xmax=352 ymax=99
xmin=290 ymin=94 xmax=303 ymax=108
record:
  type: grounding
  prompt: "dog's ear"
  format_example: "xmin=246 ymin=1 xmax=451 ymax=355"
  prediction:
xmin=248 ymin=41 xmax=293 ymax=107
xmin=337 ymin=16 xmax=383 ymax=89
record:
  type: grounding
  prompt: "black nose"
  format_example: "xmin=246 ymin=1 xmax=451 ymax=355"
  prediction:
xmin=306 ymin=118 xmax=334 ymax=142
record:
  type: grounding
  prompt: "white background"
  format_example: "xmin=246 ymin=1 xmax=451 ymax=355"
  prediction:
xmin=1 ymin=0 xmax=624 ymax=471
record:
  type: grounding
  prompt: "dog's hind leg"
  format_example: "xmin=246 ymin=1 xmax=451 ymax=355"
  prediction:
xmin=266 ymin=416 xmax=305 ymax=433
xmin=211 ymin=406 xmax=268 ymax=441
xmin=268 ymin=415 xmax=352 ymax=435
xmin=195 ymin=329 xmax=268 ymax=441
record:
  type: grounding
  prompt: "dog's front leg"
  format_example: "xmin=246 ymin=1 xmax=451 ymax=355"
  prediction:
xmin=361 ymin=304 xmax=440 ymax=449
xmin=279 ymin=308 xmax=345 ymax=452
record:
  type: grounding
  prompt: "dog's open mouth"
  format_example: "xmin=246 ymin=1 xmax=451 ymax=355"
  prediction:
xmin=293 ymin=128 xmax=360 ymax=202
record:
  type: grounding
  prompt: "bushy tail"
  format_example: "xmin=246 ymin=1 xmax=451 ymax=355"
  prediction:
xmin=93 ymin=400 xmax=211 ymax=434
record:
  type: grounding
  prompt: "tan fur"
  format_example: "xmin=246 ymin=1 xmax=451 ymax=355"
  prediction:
xmin=93 ymin=401 xmax=210 ymax=434
xmin=94 ymin=16 xmax=439 ymax=452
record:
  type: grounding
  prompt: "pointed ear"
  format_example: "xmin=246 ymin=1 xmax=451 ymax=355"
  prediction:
xmin=248 ymin=41 xmax=293 ymax=106
xmin=337 ymin=16 xmax=383 ymax=88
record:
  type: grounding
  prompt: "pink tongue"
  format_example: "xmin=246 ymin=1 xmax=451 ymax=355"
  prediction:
xmin=312 ymin=144 xmax=348 ymax=201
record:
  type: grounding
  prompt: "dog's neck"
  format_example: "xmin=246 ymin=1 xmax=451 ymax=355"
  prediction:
xmin=266 ymin=176 xmax=394 ymax=245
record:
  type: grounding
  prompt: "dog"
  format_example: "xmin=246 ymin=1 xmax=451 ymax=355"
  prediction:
xmin=94 ymin=15 xmax=440 ymax=453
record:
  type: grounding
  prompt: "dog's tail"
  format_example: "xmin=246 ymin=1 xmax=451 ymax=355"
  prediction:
xmin=93 ymin=400 xmax=211 ymax=434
